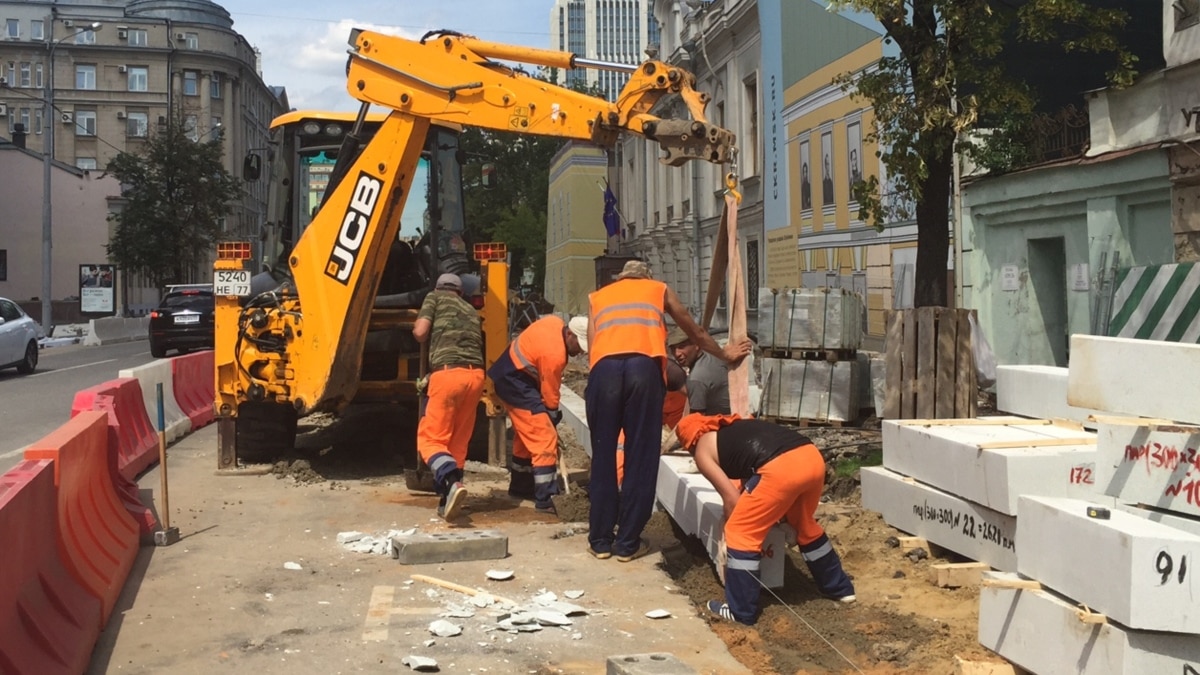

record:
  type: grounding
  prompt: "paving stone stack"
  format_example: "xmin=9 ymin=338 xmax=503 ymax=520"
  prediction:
xmin=756 ymin=287 xmax=866 ymax=423
xmin=975 ymin=335 xmax=1200 ymax=673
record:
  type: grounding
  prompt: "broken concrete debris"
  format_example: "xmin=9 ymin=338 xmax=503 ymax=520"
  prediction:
xmin=337 ymin=528 xmax=416 ymax=556
xmin=401 ymin=654 xmax=438 ymax=672
xmin=428 ymin=619 xmax=463 ymax=637
xmin=485 ymin=569 xmax=514 ymax=580
xmin=644 ymin=609 xmax=672 ymax=619
xmin=283 ymin=561 xmax=303 ymax=571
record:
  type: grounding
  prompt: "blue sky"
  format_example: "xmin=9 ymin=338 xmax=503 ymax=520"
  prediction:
xmin=218 ymin=1 xmax=554 ymax=111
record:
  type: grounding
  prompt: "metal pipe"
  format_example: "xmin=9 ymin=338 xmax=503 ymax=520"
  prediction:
xmin=572 ymin=57 xmax=638 ymax=74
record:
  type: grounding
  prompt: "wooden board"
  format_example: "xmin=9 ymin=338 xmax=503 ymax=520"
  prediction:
xmin=884 ymin=310 xmax=903 ymax=419
xmin=955 ymin=310 xmax=975 ymax=418
xmin=901 ymin=308 xmax=918 ymax=418
xmin=722 ymin=194 xmax=750 ymax=417
xmin=936 ymin=309 xmax=957 ymax=418
xmin=916 ymin=306 xmax=937 ymax=418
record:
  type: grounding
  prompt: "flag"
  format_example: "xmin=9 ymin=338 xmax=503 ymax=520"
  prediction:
xmin=602 ymin=185 xmax=620 ymax=238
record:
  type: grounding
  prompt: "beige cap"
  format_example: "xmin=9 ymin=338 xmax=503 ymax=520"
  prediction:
xmin=666 ymin=325 xmax=690 ymax=348
xmin=436 ymin=273 xmax=462 ymax=291
xmin=568 ymin=316 xmax=589 ymax=353
xmin=617 ymin=260 xmax=651 ymax=280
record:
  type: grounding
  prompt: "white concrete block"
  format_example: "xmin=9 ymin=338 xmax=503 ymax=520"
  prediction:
xmin=657 ymin=454 xmax=785 ymax=588
xmin=558 ymin=386 xmax=591 ymax=458
xmin=119 ymin=360 xmax=189 ymax=442
xmin=1016 ymin=495 xmax=1200 ymax=633
xmin=1097 ymin=421 xmax=1200 ymax=519
xmin=860 ymin=467 xmax=1018 ymax=571
xmin=1068 ymin=334 xmax=1200 ymax=424
xmin=979 ymin=571 xmax=1200 ymax=675
xmin=882 ymin=419 xmax=1102 ymax=516
xmin=995 ymin=365 xmax=1107 ymax=427
xmin=1117 ymin=503 xmax=1200 ymax=538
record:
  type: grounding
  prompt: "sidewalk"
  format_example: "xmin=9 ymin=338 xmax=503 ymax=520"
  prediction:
xmin=87 ymin=425 xmax=750 ymax=675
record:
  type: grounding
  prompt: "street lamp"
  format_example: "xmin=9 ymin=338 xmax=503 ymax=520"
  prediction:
xmin=42 ymin=20 xmax=101 ymax=334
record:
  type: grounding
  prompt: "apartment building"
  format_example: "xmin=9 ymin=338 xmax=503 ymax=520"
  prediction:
xmin=549 ymin=0 xmax=661 ymax=100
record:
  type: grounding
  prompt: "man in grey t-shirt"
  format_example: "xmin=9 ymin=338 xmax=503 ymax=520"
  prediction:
xmin=668 ymin=325 xmax=732 ymax=416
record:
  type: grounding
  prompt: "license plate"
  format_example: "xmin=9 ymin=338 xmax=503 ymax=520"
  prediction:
xmin=174 ymin=314 xmax=200 ymax=325
xmin=214 ymin=269 xmax=252 ymax=297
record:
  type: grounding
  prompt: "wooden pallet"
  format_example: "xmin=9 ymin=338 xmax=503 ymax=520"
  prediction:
xmin=764 ymin=347 xmax=858 ymax=363
xmin=883 ymin=308 xmax=977 ymax=420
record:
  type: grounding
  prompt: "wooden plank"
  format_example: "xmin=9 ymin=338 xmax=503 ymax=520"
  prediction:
xmin=898 ymin=536 xmax=928 ymax=553
xmin=916 ymin=307 xmax=937 ymax=418
xmin=968 ymin=310 xmax=978 ymax=418
xmin=930 ymin=562 xmax=991 ymax=588
xmin=980 ymin=577 xmax=1043 ymax=591
xmin=975 ymin=437 xmax=1097 ymax=450
xmin=894 ymin=417 xmax=1052 ymax=427
xmin=955 ymin=309 xmax=974 ymax=418
xmin=1087 ymin=414 xmax=1178 ymax=426
xmin=936 ymin=308 xmax=958 ymax=418
xmin=884 ymin=310 xmax=904 ymax=419
xmin=701 ymin=201 xmax=729 ymax=331
xmin=953 ymin=656 xmax=1024 ymax=675
xmin=901 ymin=310 xmax=918 ymax=418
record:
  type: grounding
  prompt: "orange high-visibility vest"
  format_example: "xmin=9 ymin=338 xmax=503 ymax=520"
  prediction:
xmin=588 ymin=278 xmax=668 ymax=369
xmin=506 ymin=315 xmax=568 ymax=410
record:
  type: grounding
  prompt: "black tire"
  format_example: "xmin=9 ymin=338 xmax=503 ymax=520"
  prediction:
xmin=16 ymin=340 xmax=37 ymax=374
xmin=150 ymin=340 xmax=167 ymax=358
xmin=235 ymin=401 xmax=298 ymax=463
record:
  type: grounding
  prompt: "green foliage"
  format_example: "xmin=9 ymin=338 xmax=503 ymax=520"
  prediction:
xmin=105 ymin=114 xmax=241 ymax=287
xmin=828 ymin=0 xmax=1136 ymax=306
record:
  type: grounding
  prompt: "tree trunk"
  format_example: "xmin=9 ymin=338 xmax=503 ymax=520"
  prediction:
xmin=914 ymin=143 xmax=953 ymax=308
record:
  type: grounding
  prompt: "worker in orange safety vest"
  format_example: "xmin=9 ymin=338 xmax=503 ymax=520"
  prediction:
xmin=675 ymin=413 xmax=856 ymax=625
xmin=585 ymin=260 xmax=752 ymax=563
xmin=487 ymin=315 xmax=589 ymax=514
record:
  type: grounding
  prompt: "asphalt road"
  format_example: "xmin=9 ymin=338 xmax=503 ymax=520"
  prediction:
xmin=0 ymin=340 xmax=157 ymax=473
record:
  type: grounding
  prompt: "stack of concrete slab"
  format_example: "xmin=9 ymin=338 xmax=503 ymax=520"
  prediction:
xmin=974 ymin=334 xmax=1200 ymax=673
xmin=862 ymin=417 xmax=1102 ymax=571
xmin=757 ymin=287 xmax=864 ymax=351
xmin=759 ymin=357 xmax=859 ymax=422
xmin=995 ymin=365 xmax=1110 ymax=427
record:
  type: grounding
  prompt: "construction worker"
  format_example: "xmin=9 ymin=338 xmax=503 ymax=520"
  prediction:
xmin=586 ymin=259 xmax=752 ymax=562
xmin=488 ymin=314 xmax=589 ymax=514
xmin=675 ymin=413 xmax=856 ymax=625
xmin=413 ymin=273 xmax=485 ymax=521
xmin=668 ymin=325 xmax=733 ymax=415
xmin=615 ymin=359 xmax=688 ymax=487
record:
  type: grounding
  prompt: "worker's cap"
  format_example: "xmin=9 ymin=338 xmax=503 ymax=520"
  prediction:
xmin=435 ymin=273 xmax=462 ymax=292
xmin=568 ymin=316 xmax=589 ymax=353
xmin=675 ymin=412 xmax=743 ymax=452
xmin=666 ymin=325 xmax=690 ymax=348
xmin=617 ymin=260 xmax=651 ymax=280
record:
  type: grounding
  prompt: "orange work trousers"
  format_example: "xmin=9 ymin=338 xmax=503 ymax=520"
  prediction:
xmin=507 ymin=405 xmax=558 ymax=468
xmin=417 ymin=367 xmax=486 ymax=468
xmin=725 ymin=443 xmax=826 ymax=553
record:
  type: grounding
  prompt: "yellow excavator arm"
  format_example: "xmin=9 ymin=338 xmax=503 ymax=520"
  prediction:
xmin=221 ymin=28 xmax=735 ymax=420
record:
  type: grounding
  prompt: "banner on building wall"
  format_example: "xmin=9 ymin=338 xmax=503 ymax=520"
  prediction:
xmin=759 ymin=0 xmax=795 ymax=290
xmin=766 ymin=224 xmax=799 ymax=288
xmin=79 ymin=264 xmax=116 ymax=314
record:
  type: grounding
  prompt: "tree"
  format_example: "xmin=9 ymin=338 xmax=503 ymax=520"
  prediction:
xmin=829 ymin=0 xmax=1136 ymax=307
xmin=105 ymin=115 xmax=242 ymax=287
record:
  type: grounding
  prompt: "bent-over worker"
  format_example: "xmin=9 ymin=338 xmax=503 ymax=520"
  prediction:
xmin=675 ymin=413 xmax=856 ymax=625
xmin=487 ymin=314 xmax=588 ymax=514
xmin=413 ymin=273 xmax=485 ymax=521
xmin=615 ymin=358 xmax=688 ymax=487
xmin=585 ymin=260 xmax=752 ymax=562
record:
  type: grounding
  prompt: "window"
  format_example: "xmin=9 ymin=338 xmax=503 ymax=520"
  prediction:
xmin=75 ymin=29 xmax=97 ymax=45
xmin=34 ymin=107 xmax=42 ymax=134
xmin=210 ymin=72 xmax=222 ymax=99
xmin=75 ymin=64 xmax=96 ymax=90
xmin=5 ymin=19 xmax=18 ymax=39
xmin=0 ymin=250 xmax=6 ymax=282
xmin=18 ymin=107 xmax=29 ymax=133
xmin=183 ymin=32 xmax=199 ymax=49
xmin=184 ymin=114 xmax=198 ymax=141
xmin=210 ymin=116 xmax=222 ymax=135
xmin=18 ymin=62 xmax=29 ymax=87
xmin=127 ymin=111 xmax=148 ymax=137
xmin=5 ymin=62 xmax=13 ymax=86
xmin=743 ymin=77 xmax=759 ymax=175
xmin=183 ymin=69 xmax=198 ymax=96
xmin=127 ymin=66 xmax=148 ymax=92
xmin=74 ymin=110 xmax=96 ymax=136
xmin=34 ymin=62 xmax=42 ymax=88
xmin=0 ymin=300 xmax=18 ymax=321
xmin=128 ymin=29 xmax=148 ymax=46
xmin=75 ymin=157 xmax=98 ymax=170
xmin=31 ymin=20 xmax=43 ymax=41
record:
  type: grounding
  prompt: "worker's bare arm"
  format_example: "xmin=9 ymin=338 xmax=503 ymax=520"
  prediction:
xmin=413 ymin=317 xmax=432 ymax=343
xmin=693 ymin=432 xmax=741 ymax=518
xmin=663 ymin=286 xmax=752 ymax=365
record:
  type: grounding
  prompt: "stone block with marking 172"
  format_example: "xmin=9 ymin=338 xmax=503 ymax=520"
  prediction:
xmin=1016 ymin=495 xmax=1200 ymax=633
xmin=390 ymin=530 xmax=509 ymax=565
xmin=1096 ymin=421 xmax=1200 ymax=519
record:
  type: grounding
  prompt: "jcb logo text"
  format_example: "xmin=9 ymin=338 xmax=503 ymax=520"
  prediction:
xmin=325 ymin=172 xmax=382 ymax=284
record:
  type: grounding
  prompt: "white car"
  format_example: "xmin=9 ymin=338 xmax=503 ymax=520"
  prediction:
xmin=0 ymin=297 xmax=39 ymax=374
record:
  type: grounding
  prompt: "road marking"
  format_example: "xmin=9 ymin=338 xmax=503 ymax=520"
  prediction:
xmin=363 ymin=585 xmax=395 ymax=642
xmin=28 ymin=358 xmax=117 ymax=378
xmin=0 ymin=444 xmax=30 ymax=460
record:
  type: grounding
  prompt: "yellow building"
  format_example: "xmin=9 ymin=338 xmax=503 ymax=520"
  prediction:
xmin=545 ymin=142 xmax=610 ymax=315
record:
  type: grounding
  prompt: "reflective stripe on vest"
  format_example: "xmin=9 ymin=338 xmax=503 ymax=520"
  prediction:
xmin=509 ymin=334 xmax=538 ymax=379
xmin=588 ymin=279 xmax=668 ymax=368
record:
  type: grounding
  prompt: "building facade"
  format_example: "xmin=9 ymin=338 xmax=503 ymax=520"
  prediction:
xmin=0 ymin=0 xmax=285 ymax=311
xmin=545 ymin=142 xmax=610 ymax=316
xmin=549 ymin=0 xmax=660 ymax=100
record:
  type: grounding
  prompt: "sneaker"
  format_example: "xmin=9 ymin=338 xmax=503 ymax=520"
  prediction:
xmin=616 ymin=539 xmax=651 ymax=563
xmin=707 ymin=600 xmax=736 ymax=622
xmin=836 ymin=594 xmax=857 ymax=604
xmin=442 ymin=482 xmax=467 ymax=521
xmin=586 ymin=545 xmax=612 ymax=560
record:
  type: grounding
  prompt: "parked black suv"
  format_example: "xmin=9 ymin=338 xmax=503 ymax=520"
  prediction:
xmin=148 ymin=286 xmax=214 ymax=358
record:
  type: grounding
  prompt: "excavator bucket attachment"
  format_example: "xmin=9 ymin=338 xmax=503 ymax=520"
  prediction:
xmin=643 ymin=119 xmax=736 ymax=167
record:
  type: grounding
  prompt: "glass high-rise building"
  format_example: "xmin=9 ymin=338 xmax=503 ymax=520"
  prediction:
xmin=549 ymin=0 xmax=659 ymax=101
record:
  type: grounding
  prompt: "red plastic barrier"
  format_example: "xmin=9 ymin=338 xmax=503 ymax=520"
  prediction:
xmin=0 ymin=460 xmax=103 ymax=674
xmin=25 ymin=411 xmax=139 ymax=626
xmin=72 ymin=377 xmax=158 ymax=481
xmin=172 ymin=350 xmax=215 ymax=429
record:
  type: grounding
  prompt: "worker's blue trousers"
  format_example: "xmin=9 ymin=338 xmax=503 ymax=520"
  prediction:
xmin=585 ymin=354 xmax=665 ymax=557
